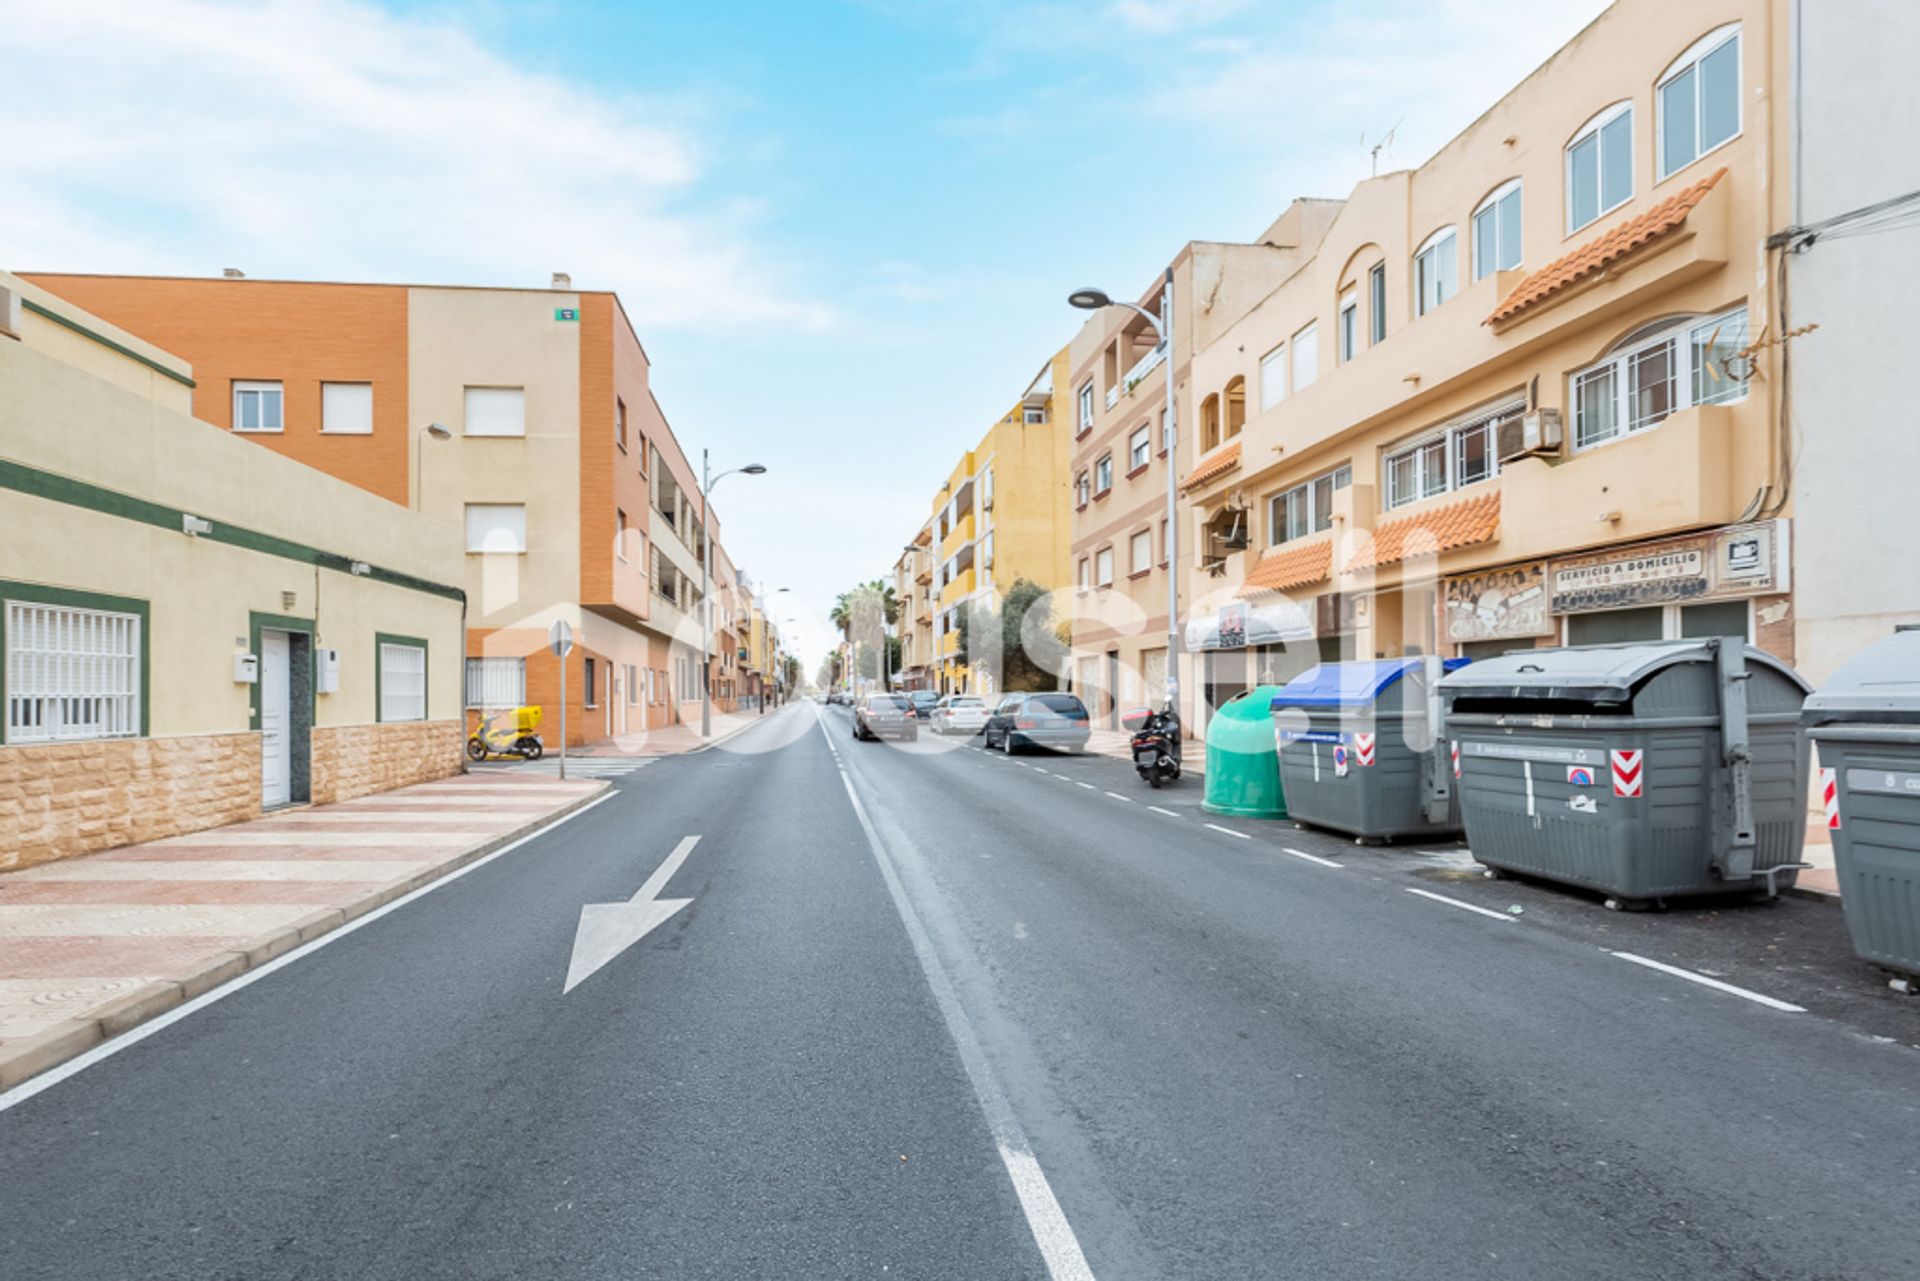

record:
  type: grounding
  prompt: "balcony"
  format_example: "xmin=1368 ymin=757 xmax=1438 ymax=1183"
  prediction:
xmin=940 ymin=631 xmax=960 ymax=658
xmin=939 ymin=567 xmax=976 ymax=608
xmin=941 ymin=512 xmax=975 ymax=560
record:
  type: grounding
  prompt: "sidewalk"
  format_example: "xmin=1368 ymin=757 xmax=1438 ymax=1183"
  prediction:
xmin=569 ymin=705 xmax=777 ymax=758
xmin=1797 ymin=819 xmax=1839 ymax=900
xmin=1083 ymin=727 xmax=1206 ymax=772
xmin=0 ymin=772 xmax=604 ymax=1090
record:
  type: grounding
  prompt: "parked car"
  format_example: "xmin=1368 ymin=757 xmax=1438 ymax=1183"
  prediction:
xmin=907 ymin=690 xmax=942 ymax=720
xmin=983 ymin=692 xmax=1090 ymax=754
xmin=931 ymin=694 xmax=990 ymax=737
xmin=854 ymin=693 xmax=920 ymax=742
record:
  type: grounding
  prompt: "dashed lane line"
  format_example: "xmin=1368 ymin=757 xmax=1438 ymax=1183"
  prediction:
xmin=1146 ymin=805 xmax=1180 ymax=818
xmin=1611 ymin=951 xmax=1805 ymax=1013
xmin=1282 ymin=847 xmax=1344 ymax=869
xmin=1404 ymin=886 xmax=1517 ymax=922
xmin=1204 ymin=823 xmax=1252 ymax=840
xmin=1104 ymin=792 xmax=1132 ymax=803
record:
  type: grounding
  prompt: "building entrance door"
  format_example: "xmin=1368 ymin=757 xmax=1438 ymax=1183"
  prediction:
xmin=260 ymin=630 xmax=292 ymax=808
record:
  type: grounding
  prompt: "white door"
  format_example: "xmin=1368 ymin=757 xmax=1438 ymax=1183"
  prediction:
xmin=260 ymin=630 xmax=292 ymax=808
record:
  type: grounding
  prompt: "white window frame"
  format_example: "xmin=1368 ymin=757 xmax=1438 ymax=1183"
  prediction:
xmin=1094 ymin=547 xmax=1115 ymax=587
xmin=232 ymin=380 xmax=283 ymax=434
xmin=1414 ymin=228 xmax=1458 ymax=317
xmin=1657 ymin=25 xmax=1742 ymax=181
xmin=1566 ymin=101 xmax=1634 ymax=233
xmin=378 ymin=641 xmax=427 ymax=723
xmin=463 ymin=385 xmax=526 ymax=438
xmin=3 ymin=599 xmax=142 ymax=743
xmin=1259 ymin=343 xmax=1287 ymax=411
xmin=1128 ymin=424 xmax=1151 ymax=470
xmin=1093 ymin=454 xmax=1114 ymax=494
xmin=1077 ymin=558 xmax=1091 ymax=590
xmin=1570 ymin=307 xmax=1750 ymax=450
xmin=464 ymin=502 xmax=528 ymax=554
xmin=1130 ymin=528 xmax=1153 ymax=575
xmin=1337 ymin=289 xmax=1358 ymax=364
xmin=1290 ymin=321 xmax=1319 ymax=391
xmin=1382 ymin=401 xmax=1521 ymax=510
xmin=1368 ymin=262 xmax=1387 ymax=344
xmin=320 ymin=381 xmax=373 ymax=435
xmin=464 ymin=656 xmax=526 ymax=709
xmin=1472 ymin=179 xmax=1523 ymax=281
xmin=1265 ymin=464 xmax=1352 ymax=546
xmin=1077 ymin=381 xmax=1095 ymax=433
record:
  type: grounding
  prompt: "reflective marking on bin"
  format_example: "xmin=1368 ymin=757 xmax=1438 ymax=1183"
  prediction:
xmin=1611 ymin=749 xmax=1644 ymax=798
xmin=1355 ymin=732 xmax=1376 ymax=767
xmin=1451 ymin=741 xmax=1461 ymax=779
xmin=1821 ymin=767 xmax=1841 ymax=829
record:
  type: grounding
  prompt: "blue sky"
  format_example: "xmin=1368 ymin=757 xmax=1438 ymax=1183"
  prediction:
xmin=5 ymin=0 xmax=1607 ymax=667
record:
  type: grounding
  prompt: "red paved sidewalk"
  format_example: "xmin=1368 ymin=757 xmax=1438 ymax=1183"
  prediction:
xmin=0 ymin=772 xmax=604 ymax=1090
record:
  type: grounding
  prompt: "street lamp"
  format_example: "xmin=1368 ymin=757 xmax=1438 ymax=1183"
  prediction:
xmin=700 ymin=452 xmax=767 ymax=738
xmin=1070 ymin=271 xmax=1180 ymax=718
xmin=412 ymin=421 xmax=452 ymax=511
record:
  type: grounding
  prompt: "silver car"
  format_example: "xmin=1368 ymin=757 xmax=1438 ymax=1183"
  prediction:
xmin=930 ymin=694 xmax=989 ymax=736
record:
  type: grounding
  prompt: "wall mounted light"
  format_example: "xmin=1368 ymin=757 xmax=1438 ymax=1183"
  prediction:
xmin=349 ymin=561 xmax=372 ymax=576
xmin=182 ymin=514 xmax=214 ymax=537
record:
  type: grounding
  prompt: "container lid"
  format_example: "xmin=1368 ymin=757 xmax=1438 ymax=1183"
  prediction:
xmin=1270 ymin=659 xmax=1466 ymax=710
xmin=1803 ymin=627 xmax=1920 ymax=728
xmin=1437 ymin=638 xmax=1806 ymax=703
xmin=1215 ymin=684 xmax=1294 ymax=722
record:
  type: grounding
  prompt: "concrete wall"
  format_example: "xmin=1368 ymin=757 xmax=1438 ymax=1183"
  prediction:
xmin=1786 ymin=0 xmax=1920 ymax=682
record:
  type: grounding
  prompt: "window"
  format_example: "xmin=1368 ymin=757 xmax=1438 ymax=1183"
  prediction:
xmin=1659 ymin=26 xmax=1740 ymax=179
xmin=1074 ymin=472 xmax=1091 ymax=507
xmin=464 ymin=386 xmax=525 ymax=437
xmin=321 ymin=382 xmax=373 ymax=434
xmin=1077 ymin=558 xmax=1090 ymax=590
xmin=465 ymin=503 xmax=527 ymax=553
xmin=1094 ymin=455 xmax=1114 ymax=494
xmin=1338 ymin=289 xmax=1358 ymax=363
xmin=1023 ymin=405 xmax=1046 ymax=425
xmin=465 ymin=657 xmax=526 ymax=708
xmin=1129 ymin=425 xmax=1151 ymax=470
xmin=378 ymin=640 xmax=426 ymax=722
xmin=1567 ymin=103 xmax=1633 ymax=231
xmin=3 ymin=598 xmax=141 ymax=743
xmin=1267 ymin=465 xmax=1351 ymax=545
xmin=1368 ymin=263 xmax=1387 ymax=344
xmin=1472 ymin=181 xmax=1523 ymax=280
xmin=1095 ymin=547 xmax=1114 ymax=587
xmin=1077 ymin=381 xmax=1095 ymax=433
xmin=627 ymin=663 xmax=640 ymax=704
xmin=1571 ymin=307 xmax=1748 ymax=448
xmin=1259 ymin=344 xmax=1287 ymax=411
xmin=617 ymin=397 xmax=628 ymax=452
xmin=616 ymin=509 xmax=629 ymax=561
xmin=1130 ymin=528 xmax=1153 ymax=574
xmin=981 ymin=467 xmax=994 ymax=510
xmin=584 ymin=657 xmax=597 ymax=708
xmin=232 ymin=380 xmax=283 ymax=433
xmin=1383 ymin=403 xmax=1519 ymax=509
xmin=1290 ymin=323 xmax=1318 ymax=391
xmin=1414 ymin=229 xmax=1457 ymax=316
xmin=982 ymin=530 xmax=995 ymax=570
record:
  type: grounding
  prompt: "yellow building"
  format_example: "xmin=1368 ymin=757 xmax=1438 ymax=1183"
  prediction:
xmin=899 ymin=348 xmax=1072 ymax=696
xmin=0 ymin=271 xmax=467 ymax=868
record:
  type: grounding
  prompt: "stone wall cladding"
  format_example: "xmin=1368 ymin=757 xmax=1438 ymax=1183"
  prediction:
xmin=0 ymin=732 xmax=259 ymax=871
xmin=310 ymin=720 xmax=463 ymax=806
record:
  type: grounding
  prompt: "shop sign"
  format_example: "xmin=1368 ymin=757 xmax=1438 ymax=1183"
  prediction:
xmin=1445 ymin=563 xmax=1551 ymax=642
xmin=1548 ymin=521 xmax=1785 ymax=613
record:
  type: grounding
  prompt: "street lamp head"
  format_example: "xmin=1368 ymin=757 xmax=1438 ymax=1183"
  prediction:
xmin=1068 ymin=287 xmax=1113 ymax=311
xmin=741 ymin=464 xmax=768 ymax=475
xmin=424 ymin=422 xmax=453 ymax=440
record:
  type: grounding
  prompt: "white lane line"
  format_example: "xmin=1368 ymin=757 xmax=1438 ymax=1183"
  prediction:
xmin=832 ymin=760 xmax=1096 ymax=1280
xmin=1282 ymin=847 xmax=1344 ymax=869
xmin=1404 ymin=886 xmax=1517 ymax=922
xmin=1104 ymin=792 xmax=1133 ymax=803
xmin=0 ymin=789 xmax=618 ymax=1114
xmin=1147 ymin=806 xmax=1180 ymax=818
xmin=1075 ymin=781 xmax=1098 ymax=790
xmin=1204 ymin=823 xmax=1252 ymax=840
xmin=1611 ymin=952 xmax=1805 ymax=1013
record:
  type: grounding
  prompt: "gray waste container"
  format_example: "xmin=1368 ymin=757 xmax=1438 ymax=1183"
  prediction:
xmin=1270 ymin=658 xmax=1465 ymax=842
xmin=1439 ymin=638 xmax=1811 ymax=903
xmin=1803 ymin=626 xmax=1920 ymax=980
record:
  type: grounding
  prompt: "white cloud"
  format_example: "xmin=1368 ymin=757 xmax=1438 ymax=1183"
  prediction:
xmin=1 ymin=0 xmax=826 ymax=332
xmin=1106 ymin=0 xmax=1251 ymax=35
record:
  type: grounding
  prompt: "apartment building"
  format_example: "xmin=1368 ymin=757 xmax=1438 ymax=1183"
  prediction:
xmin=22 ymin=272 xmax=733 ymax=747
xmin=1165 ymin=0 xmax=1811 ymax=734
xmin=1 ymin=272 xmax=465 ymax=866
xmin=1064 ymin=204 xmax=1340 ymax=728
xmin=900 ymin=348 xmax=1073 ymax=697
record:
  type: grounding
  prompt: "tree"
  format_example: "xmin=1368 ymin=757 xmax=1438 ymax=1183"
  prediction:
xmin=832 ymin=579 xmax=900 ymax=687
xmin=955 ymin=578 xmax=1067 ymax=692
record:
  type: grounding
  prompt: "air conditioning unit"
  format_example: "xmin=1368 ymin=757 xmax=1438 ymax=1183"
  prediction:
xmin=982 ymin=492 xmax=994 ymax=510
xmin=1499 ymin=408 xmax=1563 ymax=463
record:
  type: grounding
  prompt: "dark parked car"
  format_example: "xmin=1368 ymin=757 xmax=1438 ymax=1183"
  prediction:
xmin=854 ymin=693 xmax=920 ymax=742
xmin=983 ymin=692 xmax=1090 ymax=754
xmin=906 ymin=690 xmax=942 ymax=720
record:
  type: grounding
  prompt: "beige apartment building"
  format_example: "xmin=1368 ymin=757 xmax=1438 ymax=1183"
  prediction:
xmin=22 ymin=272 xmax=736 ymax=748
xmin=1163 ymin=0 xmax=1801 ymax=731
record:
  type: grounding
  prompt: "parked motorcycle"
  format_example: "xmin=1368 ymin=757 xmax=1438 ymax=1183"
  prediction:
xmin=467 ymin=706 xmax=546 ymax=762
xmin=1121 ymin=706 xmax=1181 ymax=788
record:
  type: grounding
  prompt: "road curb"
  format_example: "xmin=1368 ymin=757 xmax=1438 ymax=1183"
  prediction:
xmin=1785 ymin=883 xmax=1842 ymax=906
xmin=0 ymin=781 xmax=611 ymax=1093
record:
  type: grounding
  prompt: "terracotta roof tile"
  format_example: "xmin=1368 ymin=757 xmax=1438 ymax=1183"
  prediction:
xmin=1486 ymin=167 xmax=1726 ymax=326
xmin=1347 ymin=490 xmax=1501 ymax=572
xmin=1180 ymin=441 xmax=1241 ymax=492
xmin=1236 ymin=538 xmax=1333 ymax=598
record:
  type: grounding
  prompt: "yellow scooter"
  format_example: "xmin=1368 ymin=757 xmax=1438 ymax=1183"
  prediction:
xmin=467 ymin=706 xmax=545 ymax=762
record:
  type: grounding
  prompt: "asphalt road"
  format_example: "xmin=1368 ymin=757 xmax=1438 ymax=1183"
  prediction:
xmin=2 ymin=700 xmax=1916 ymax=1280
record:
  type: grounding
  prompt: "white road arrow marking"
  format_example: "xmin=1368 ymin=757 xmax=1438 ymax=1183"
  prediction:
xmin=563 ymin=835 xmax=700 ymax=993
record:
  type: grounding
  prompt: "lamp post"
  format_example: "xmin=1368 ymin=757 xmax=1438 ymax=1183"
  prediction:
xmin=1070 ymin=273 xmax=1179 ymax=719
xmin=700 ymin=451 xmax=766 ymax=738
xmin=412 ymin=422 xmax=452 ymax=511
